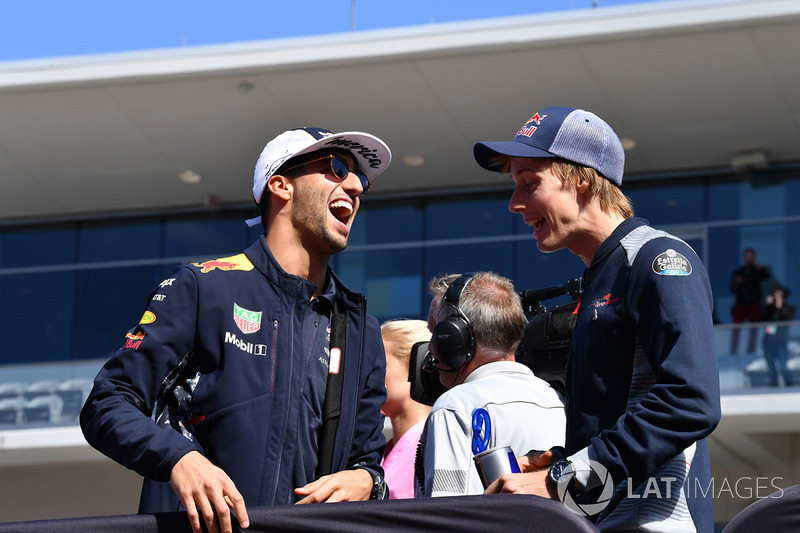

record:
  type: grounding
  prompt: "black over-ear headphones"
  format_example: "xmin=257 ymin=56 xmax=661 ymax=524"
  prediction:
xmin=429 ymin=273 xmax=477 ymax=369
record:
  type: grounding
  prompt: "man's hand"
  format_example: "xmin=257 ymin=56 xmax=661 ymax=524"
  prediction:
xmin=484 ymin=469 xmax=556 ymax=499
xmin=484 ymin=449 xmax=558 ymax=499
xmin=517 ymin=449 xmax=556 ymax=472
xmin=294 ymin=468 xmax=372 ymax=504
xmin=170 ymin=450 xmax=249 ymax=533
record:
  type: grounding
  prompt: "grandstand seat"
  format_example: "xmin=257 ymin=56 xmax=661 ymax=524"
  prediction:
xmin=22 ymin=380 xmax=59 ymax=401
xmin=21 ymin=394 xmax=63 ymax=424
xmin=0 ymin=382 xmax=26 ymax=402
xmin=744 ymin=356 xmax=771 ymax=388
xmin=55 ymin=378 xmax=93 ymax=421
xmin=787 ymin=356 xmax=800 ymax=385
xmin=717 ymin=356 xmax=746 ymax=391
xmin=0 ymin=397 xmax=26 ymax=426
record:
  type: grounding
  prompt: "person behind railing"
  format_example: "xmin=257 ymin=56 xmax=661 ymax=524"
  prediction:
xmin=730 ymin=248 xmax=770 ymax=354
xmin=761 ymin=285 xmax=796 ymax=387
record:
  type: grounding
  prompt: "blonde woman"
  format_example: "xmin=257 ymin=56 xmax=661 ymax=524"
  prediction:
xmin=380 ymin=319 xmax=432 ymax=499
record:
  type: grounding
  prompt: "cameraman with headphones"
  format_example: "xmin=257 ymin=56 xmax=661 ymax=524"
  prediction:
xmin=415 ymin=271 xmax=565 ymax=498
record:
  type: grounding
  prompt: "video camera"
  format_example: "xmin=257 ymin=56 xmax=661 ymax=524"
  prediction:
xmin=409 ymin=278 xmax=582 ymax=406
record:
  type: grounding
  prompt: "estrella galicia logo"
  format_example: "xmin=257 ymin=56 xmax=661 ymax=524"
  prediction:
xmin=652 ymin=249 xmax=692 ymax=276
xmin=556 ymin=460 xmax=614 ymax=517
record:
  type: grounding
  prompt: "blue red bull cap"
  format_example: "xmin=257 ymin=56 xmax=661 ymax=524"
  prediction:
xmin=473 ymin=106 xmax=625 ymax=186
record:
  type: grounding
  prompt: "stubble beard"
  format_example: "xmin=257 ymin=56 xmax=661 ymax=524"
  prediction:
xmin=292 ymin=184 xmax=350 ymax=256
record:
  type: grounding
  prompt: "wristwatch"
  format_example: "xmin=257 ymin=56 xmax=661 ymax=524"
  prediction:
xmin=548 ymin=459 xmax=576 ymax=488
xmin=359 ymin=466 xmax=388 ymax=500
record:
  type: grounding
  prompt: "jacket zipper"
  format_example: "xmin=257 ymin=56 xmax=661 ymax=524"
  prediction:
xmin=271 ymin=285 xmax=298 ymax=503
xmin=342 ymin=295 xmax=367 ymax=470
xmin=270 ymin=319 xmax=278 ymax=393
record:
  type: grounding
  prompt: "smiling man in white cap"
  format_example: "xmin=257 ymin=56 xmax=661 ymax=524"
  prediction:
xmin=475 ymin=107 xmax=721 ymax=532
xmin=82 ymin=127 xmax=392 ymax=533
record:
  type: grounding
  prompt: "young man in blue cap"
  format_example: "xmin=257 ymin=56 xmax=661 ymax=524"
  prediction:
xmin=475 ymin=107 xmax=721 ymax=532
xmin=82 ymin=127 xmax=391 ymax=533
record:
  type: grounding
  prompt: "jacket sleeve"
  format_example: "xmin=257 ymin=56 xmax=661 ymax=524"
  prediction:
xmin=580 ymin=238 xmax=722 ymax=486
xmin=422 ymin=403 xmax=477 ymax=497
xmin=346 ymin=314 xmax=387 ymax=473
xmin=79 ymin=266 xmax=202 ymax=482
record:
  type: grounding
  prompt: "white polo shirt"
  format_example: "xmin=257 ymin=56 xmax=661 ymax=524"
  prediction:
xmin=420 ymin=361 xmax=566 ymax=497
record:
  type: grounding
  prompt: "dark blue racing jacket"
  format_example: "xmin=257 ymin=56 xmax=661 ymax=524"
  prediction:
xmin=80 ymin=235 xmax=387 ymax=512
xmin=566 ymin=218 xmax=721 ymax=532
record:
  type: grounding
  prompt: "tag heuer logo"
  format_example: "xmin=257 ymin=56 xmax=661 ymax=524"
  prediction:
xmin=233 ymin=303 xmax=262 ymax=334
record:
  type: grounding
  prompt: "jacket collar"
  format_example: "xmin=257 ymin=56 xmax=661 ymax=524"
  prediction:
xmin=589 ymin=216 xmax=648 ymax=269
xmin=244 ymin=235 xmax=363 ymax=309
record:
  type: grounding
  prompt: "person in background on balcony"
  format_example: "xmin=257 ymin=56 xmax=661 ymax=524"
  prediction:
xmin=474 ymin=106 xmax=721 ymax=532
xmin=379 ymin=319 xmax=433 ymax=499
xmin=81 ymin=127 xmax=392 ymax=533
xmin=761 ymin=285 xmax=796 ymax=387
xmin=729 ymin=247 xmax=770 ymax=354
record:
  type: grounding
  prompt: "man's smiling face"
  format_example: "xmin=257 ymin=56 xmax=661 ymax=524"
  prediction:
xmin=288 ymin=150 xmax=365 ymax=255
xmin=507 ymin=157 xmax=582 ymax=255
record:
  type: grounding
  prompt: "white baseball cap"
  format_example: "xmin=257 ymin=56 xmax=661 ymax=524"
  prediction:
xmin=247 ymin=127 xmax=392 ymax=227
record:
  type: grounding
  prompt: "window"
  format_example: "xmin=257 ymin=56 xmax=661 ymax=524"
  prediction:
xmin=1 ymin=168 xmax=799 ymax=367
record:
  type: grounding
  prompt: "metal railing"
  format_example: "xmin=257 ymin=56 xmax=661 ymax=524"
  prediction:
xmin=2 ymin=321 xmax=799 ymax=430
xmin=715 ymin=320 xmax=800 ymax=391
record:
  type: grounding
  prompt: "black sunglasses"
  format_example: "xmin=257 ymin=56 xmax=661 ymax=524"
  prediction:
xmin=281 ymin=154 xmax=370 ymax=195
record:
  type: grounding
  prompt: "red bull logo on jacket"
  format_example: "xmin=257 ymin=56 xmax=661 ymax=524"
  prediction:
xmin=124 ymin=331 xmax=145 ymax=350
xmin=193 ymin=254 xmax=254 ymax=273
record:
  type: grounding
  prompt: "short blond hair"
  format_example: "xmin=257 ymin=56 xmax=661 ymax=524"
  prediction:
xmin=492 ymin=154 xmax=634 ymax=219
xmin=380 ymin=319 xmax=431 ymax=366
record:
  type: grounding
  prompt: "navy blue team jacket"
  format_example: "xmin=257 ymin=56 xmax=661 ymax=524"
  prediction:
xmin=80 ymin=235 xmax=387 ymax=512
xmin=566 ymin=217 xmax=721 ymax=531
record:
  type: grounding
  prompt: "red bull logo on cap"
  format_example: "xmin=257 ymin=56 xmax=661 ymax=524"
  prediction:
xmin=193 ymin=254 xmax=254 ymax=273
xmin=516 ymin=112 xmax=548 ymax=138
xmin=528 ymin=112 xmax=547 ymax=125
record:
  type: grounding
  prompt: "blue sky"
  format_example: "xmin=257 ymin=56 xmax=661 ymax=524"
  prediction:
xmin=1 ymin=0 xmax=666 ymax=62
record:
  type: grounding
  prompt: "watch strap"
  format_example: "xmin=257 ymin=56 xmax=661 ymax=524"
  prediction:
xmin=357 ymin=466 xmax=388 ymax=500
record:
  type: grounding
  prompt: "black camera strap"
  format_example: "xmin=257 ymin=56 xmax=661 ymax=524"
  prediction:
xmin=316 ymin=298 xmax=346 ymax=477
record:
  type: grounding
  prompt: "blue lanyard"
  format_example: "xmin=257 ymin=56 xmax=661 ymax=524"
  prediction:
xmin=471 ymin=408 xmax=491 ymax=455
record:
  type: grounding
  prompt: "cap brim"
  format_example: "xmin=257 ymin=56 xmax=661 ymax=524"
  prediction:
xmin=473 ymin=141 xmax=554 ymax=172
xmin=293 ymin=131 xmax=392 ymax=180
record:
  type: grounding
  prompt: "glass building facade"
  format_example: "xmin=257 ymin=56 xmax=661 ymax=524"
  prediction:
xmin=1 ymin=166 xmax=799 ymax=426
